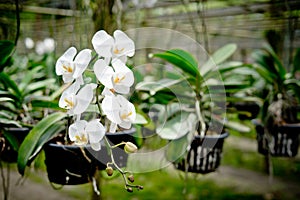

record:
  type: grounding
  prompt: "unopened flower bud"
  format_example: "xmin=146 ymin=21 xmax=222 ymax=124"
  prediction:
xmin=127 ymin=187 xmax=133 ymax=193
xmin=128 ymin=174 xmax=134 ymax=183
xmin=138 ymin=185 xmax=144 ymax=190
xmin=106 ymin=166 xmax=113 ymax=176
xmin=124 ymin=142 xmax=137 ymax=153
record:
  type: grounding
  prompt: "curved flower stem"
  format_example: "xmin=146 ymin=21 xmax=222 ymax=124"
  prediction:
xmin=103 ymin=136 xmax=143 ymax=191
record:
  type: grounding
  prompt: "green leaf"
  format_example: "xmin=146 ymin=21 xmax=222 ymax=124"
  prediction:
xmin=153 ymin=49 xmax=201 ymax=79
xmin=0 ymin=40 xmax=15 ymax=71
xmin=135 ymin=78 xmax=183 ymax=95
xmin=157 ymin=112 xmax=197 ymax=140
xmin=17 ymin=112 xmax=67 ymax=176
xmin=264 ymin=44 xmax=286 ymax=80
xmin=0 ymin=72 xmax=22 ymax=98
xmin=202 ymin=43 xmax=237 ymax=75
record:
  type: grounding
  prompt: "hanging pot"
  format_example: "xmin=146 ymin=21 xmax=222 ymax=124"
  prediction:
xmin=0 ymin=127 xmax=30 ymax=163
xmin=44 ymin=128 xmax=138 ymax=185
xmin=44 ymin=141 xmax=97 ymax=185
xmin=255 ymin=122 xmax=300 ymax=157
xmin=174 ymin=132 xmax=229 ymax=174
xmin=88 ymin=128 xmax=138 ymax=170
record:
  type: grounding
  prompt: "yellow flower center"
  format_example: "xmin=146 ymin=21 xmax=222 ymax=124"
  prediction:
xmin=64 ymin=98 xmax=74 ymax=108
xmin=75 ymin=134 xmax=88 ymax=144
xmin=121 ymin=111 xmax=132 ymax=120
xmin=114 ymin=75 xmax=125 ymax=83
xmin=113 ymin=47 xmax=124 ymax=54
xmin=63 ymin=65 xmax=73 ymax=73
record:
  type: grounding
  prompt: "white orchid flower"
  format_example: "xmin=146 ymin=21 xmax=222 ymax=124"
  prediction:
xmin=69 ymin=119 xmax=105 ymax=151
xmin=102 ymin=94 xmax=136 ymax=133
xmin=59 ymin=83 xmax=97 ymax=115
xmin=56 ymin=47 xmax=92 ymax=83
xmin=92 ymin=30 xmax=135 ymax=63
xmin=94 ymin=59 xmax=134 ymax=94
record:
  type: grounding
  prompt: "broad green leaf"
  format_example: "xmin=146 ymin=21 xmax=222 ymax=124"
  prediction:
xmin=24 ymin=79 xmax=56 ymax=96
xmin=135 ymin=78 xmax=183 ymax=95
xmin=202 ymin=43 xmax=237 ymax=75
xmin=157 ymin=112 xmax=196 ymax=140
xmin=153 ymin=49 xmax=201 ymax=79
xmin=0 ymin=72 xmax=22 ymax=98
xmin=264 ymin=44 xmax=286 ymax=80
xmin=30 ymin=100 xmax=62 ymax=110
xmin=28 ymin=122 xmax=65 ymax=164
xmin=17 ymin=112 xmax=67 ymax=175
xmin=0 ymin=40 xmax=15 ymax=71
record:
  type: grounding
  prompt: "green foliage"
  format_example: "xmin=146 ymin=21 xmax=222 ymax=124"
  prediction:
xmin=17 ymin=112 xmax=66 ymax=175
xmin=0 ymin=40 xmax=15 ymax=72
xmin=252 ymin=44 xmax=300 ymax=122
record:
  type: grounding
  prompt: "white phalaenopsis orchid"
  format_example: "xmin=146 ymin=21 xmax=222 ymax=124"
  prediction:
xmin=56 ymin=47 xmax=92 ymax=84
xmin=92 ymin=30 xmax=135 ymax=63
xmin=69 ymin=119 xmax=105 ymax=151
xmin=59 ymin=82 xmax=96 ymax=115
xmin=56 ymin=29 xmax=139 ymax=152
xmin=102 ymin=94 xmax=136 ymax=133
xmin=94 ymin=58 xmax=134 ymax=94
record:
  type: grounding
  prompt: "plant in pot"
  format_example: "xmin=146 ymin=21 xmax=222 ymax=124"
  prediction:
xmin=0 ymin=39 xmax=60 ymax=163
xmin=251 ymin=44 xmax=300 ymax=158
xmin=135 ymin=44 xmax=252 ymax=174
xmin=17 ymin=30 xmax=146 ymax=194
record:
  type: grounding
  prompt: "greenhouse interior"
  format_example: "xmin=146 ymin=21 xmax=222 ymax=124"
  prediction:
xmin=1 ymin=0 xmax=300 ymax=199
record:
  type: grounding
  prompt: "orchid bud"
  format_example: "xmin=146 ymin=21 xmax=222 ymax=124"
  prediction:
xmin=124 ymin=142 xmax=138 ymax=153
xmin=106 ymin=166 xmax=114 ymax=176
xmin=128 ymin=174 xmax=134 ymax=183
xmin=127 ymin=187 xmax=133 ymax=193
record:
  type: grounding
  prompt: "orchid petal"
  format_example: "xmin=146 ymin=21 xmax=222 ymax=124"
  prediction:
xmin=90 ymin=142 xmax=101 ymax=151
xmin=113 ymin=30 xmax=135 ymax=57
xmin=94 ymin=59 xmax=114 ymax=89
xmin=102 ymin=95 xmax=122 ymax=124
xmin=101 ymin=87 xmax=115 ymax=96
xmin=114 ymin=85 xmax=130 ymax=94
xmin=109 ymin=122 xmax=117 ymax=133
xmin=55 ymin=47 xmax=77 ymax=76
xmin=85 ymin=119 xmax=105 ymax=143
xmin=119 ymin=121 xmax=132 ymax=129
xmin=69 ymin=120 xmax=88 ymax=145
xmin=72 ymin=83 xmax=96 ymax=115
xmin=73 ymin=49 xmax=92 ymax=79
xmin=58 ymin=81 xmax=80 ymax=109
xmin=111 ymin=59 xmax=134 ymax=87
xmin=92 ymin=30 xmax=114 ymax=58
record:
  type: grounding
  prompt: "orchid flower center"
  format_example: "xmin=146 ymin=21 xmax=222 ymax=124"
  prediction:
xmin=62 ymin=64 xmax=73 ymax=73
xmin=113 ymin=46 xmax=124 ymax=54
xmin=64 ymin=97 xmax=76 ymax=109
xmin=113 ymin=74 xmax=125 ymax=84
xmin=121 ymin=111 xmax=132 ymax=120
xmin=75 ymin=133 xmax=88 ymax=144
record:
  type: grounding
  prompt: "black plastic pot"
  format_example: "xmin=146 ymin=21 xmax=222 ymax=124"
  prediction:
xmin=0 ymin=127 xmax=30 ymax=163
xmin=43 ymin=128 xmax=138 ymax=185
xmin=174 ymin=132 xmax=229 ymax=174
xmin=255 ymin=122 xmax=300 ymax=157
xmin=88 ymin=128 xmax=138 ymax=170
xmin=44 ymin=142 xmax=97 ymax=185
